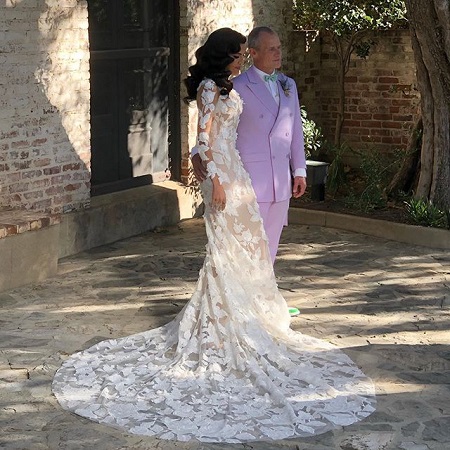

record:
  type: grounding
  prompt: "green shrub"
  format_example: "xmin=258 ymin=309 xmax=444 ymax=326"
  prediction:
xmin=301 ymin=106 xmax=323 ymax=160
xmin=405 ymin=198 xmax=449 ymax=229
xmin=326 ymin=143 xmax=348 ymax=194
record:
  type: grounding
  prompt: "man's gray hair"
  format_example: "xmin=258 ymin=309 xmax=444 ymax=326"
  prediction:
xmin=248 ymin=26 xmax=277 ymax=49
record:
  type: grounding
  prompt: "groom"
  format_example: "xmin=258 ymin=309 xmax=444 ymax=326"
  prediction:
xmin=192 ymin=26 xmax=307 ymax=263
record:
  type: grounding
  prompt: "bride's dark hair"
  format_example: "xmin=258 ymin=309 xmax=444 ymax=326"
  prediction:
xmin=184 ymin=28 xmax=246 ymax=101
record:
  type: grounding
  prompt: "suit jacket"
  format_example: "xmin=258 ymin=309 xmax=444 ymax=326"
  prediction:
xmin=233 ymin=66 xmax=306 ymax=203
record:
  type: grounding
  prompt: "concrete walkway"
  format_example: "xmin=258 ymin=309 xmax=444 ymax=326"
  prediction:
xmin=1 ymin=218 xmax=449 ymax=450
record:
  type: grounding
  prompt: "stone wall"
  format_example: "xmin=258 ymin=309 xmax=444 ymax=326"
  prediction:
xmin=0 ymin=0 xmax=91 ymax=213
xmin=286 ymin=29 xmax=420 ymax=164
xmin=179 ymin=0 xmax=293 ymax=184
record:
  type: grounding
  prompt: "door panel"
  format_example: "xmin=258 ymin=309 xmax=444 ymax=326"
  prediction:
xmin=88 ymin=0 xmax=178 ymax=193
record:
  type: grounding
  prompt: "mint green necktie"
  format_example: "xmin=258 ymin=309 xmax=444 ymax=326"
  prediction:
xmin=264 ymin=73 xmax=277 ymax=82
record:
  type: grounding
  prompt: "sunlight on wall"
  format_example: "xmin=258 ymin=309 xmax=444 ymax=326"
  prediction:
xmin=35 ymin=4 xmax=91 ymax=171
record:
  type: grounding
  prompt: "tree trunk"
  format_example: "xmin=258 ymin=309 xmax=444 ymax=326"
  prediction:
xmin=386 ymin=116 xmax=422 ymax=197
xmin=331 ymin=31 xmax=365 ymax=149
xmin=405 ymin=0 xmax=450 ymax=210
xmin=332 ymin=35 xmax=346 ymax=148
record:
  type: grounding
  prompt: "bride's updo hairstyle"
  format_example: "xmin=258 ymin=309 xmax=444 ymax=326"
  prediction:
xmin=184 ymin=28 xmax=246 ymax=101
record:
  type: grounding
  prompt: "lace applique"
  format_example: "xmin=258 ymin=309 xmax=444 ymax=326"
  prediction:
xmin=53 ymin=78 xmax=376 ymax=443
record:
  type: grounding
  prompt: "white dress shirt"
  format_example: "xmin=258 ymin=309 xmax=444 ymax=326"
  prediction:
xmin=253 ymin=66 xmax=280 ymax=105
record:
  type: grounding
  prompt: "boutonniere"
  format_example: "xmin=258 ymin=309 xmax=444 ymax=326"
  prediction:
xmin=278 ymin=75 xmax=292 ymax=97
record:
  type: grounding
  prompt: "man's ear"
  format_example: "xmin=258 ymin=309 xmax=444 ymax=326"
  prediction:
xmin=248 ymin=48 xmax=257 ymax=59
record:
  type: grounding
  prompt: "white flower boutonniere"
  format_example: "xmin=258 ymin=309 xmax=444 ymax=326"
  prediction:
xmin=279 ymin=75 xmax=292 ymax=97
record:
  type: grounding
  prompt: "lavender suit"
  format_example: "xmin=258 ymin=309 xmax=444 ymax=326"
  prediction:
xmin=232 ymin=66 xmax=306 ymax=261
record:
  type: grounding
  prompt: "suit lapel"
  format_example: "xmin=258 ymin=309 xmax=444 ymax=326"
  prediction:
xmin=274 ymin=78 xmax=287 ymax=125
xmin=245 ymin=66 xmax=279 ymax=117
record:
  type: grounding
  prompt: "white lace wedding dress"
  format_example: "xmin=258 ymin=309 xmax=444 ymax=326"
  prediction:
xmin=52 ymin=79 xmax=376 ymax=443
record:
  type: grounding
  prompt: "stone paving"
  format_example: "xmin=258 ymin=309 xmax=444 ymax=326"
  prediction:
xmin=1 ymin=218 xmax=450 ymax=450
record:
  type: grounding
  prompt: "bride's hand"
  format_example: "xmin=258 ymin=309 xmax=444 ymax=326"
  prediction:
xmin=212 ymin=179 xmax=226 ymax=211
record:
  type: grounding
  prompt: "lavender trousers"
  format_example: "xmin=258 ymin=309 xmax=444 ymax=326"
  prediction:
xmin=258 ymin=199 xmax=290 ymax=264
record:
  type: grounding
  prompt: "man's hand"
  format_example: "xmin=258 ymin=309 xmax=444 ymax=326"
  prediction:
xmin=292 ymin=176 xmax=306 ymax=198
xmin=191 ymin=153 xmax=208 ymax=182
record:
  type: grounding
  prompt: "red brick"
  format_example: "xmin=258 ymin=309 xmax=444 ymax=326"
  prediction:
xmin=373 ymin=114 xmax=393 ymax=120
xmin=22 ymin=169 xmax=43 ymax=179
xmin=345 ymin=120 xmax=361 ymax=127
xmin=45 ymin=186 xmax=64 ymax=196
xmin=64 ymin=183 xmax=81 ymax=192
xmin=30 ymin=179 xmax=50 ymax=189
xmin=361 ymin=91 xmax=381 ymax=98
xmin=32 ymin=199 xmax=52 ymax=210
xmin=392 ymin=99 xmax=412 ymax=107
xmin=382 ymin=121 xmax=403 ymax=129
xmin=361 ymin=135 xmax=382 ymax=143
xmin=3 ymin=224 xmax=18 ymax=236
xmin=9 ymin=182 xmax=29 ymax=193
xmin=351 ymin=113 xmax=371 ymax=120
xmin=11 ymin=140 xmax=29 ymax=149
xmin=348 ymin=128 xmax=370 ymax=135
xmin=43 ymin=166 xmax=61 ymax=175
xmin=34 ymin=158 xmax=51 ymax=167
xmin=6 ymin=173 xmax=21 ymax=183
xmin=371 ymin=128 xmax=391 ymax=136
xmin=393 ymin=114 xmax=414 ymax=121
xmin=62 ymin=163 xmax=81 ymax=171
xmin=379 ymin=77 xmax=399 ymax=83
xmin=375 ymin=85 xmax=392 ymax=91
xmin=1 ymin=130 xmax=19 ymax=139
xmin=381 ymin=136 xmax=403 ymax=144
xmin=361 ymin=121 xmax=382 ymax=128
xmin=14 ymin=160 xmax=31 ymax=170
xmin=24 ymin=191 xmax=44 ymax=200
xmin=51 ymin=174 xmax=71 ymax=185
xmin=31 ymin=138 xmax=47 ymax=146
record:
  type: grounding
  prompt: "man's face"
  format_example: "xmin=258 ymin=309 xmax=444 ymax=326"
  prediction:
xmin=250 ymin=32 xmax=282 ymax=74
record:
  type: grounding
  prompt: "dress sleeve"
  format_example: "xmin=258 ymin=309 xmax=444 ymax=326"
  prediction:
xmin=196 ymin=80 xmax=220 ymax=181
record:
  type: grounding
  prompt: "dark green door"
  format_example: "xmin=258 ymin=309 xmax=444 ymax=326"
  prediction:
xmin=88 ymin=0 xmax=180 ymax=194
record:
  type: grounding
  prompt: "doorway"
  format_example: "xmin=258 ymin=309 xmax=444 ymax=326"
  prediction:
xmin=88 ymin=0 xmax=180 ymax=195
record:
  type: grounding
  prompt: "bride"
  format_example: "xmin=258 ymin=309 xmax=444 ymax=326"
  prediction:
xmin=52 ymin=28 xmax=375 ymax=443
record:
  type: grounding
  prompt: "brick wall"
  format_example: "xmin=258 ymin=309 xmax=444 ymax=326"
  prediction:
xmin=179 ymin=0 xmax=293 ymax=184
xmin=286 ymin=29 xmax=420 ymax=165
xmin=0 ymin=0 xmax=91 ymax=213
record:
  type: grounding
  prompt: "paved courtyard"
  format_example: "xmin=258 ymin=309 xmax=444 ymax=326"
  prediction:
xmin=1 ymin=218 xmax=450 ymax=450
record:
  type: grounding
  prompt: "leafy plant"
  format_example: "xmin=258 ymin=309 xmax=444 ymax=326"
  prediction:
xmin=325 ymin=143 xmax=349 ymax=194
xmin=357 ymin=148 xmax=389 ymax=210
xmin=404 ymin=198 xmax=449 ymax=229
xmin=344 ymin=147 xmax=403 ymax=212
xmin=301 ymin=106 xmax=323 ymax=159
xmin=293 ymin=0 xmax=407 ymax=147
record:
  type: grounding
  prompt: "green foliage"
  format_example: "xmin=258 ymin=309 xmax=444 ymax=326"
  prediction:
xmin=354 ymin=40 xmax=375 ymax=58
xmin=345 ymin=148 xmax=402 ymax=212
xmin=405 ymin=198 xmax=449 ymax=229
xmin=293 ymin=0 xmax=407 ymax=34
xmin=301 ymin=106 xmax=323 ymax=159
xmin=325 ymin=143 xmax=349 ymax=194
xmin=358 ymin=148 xmax=390 ymax=210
